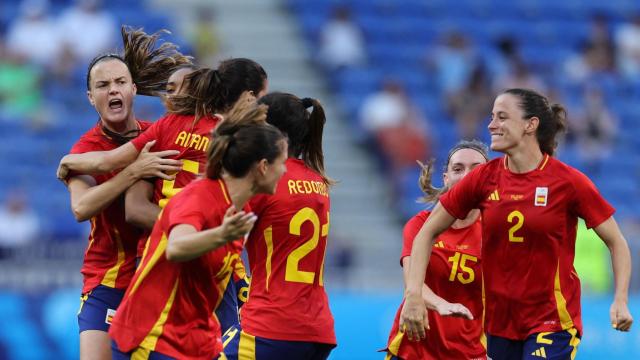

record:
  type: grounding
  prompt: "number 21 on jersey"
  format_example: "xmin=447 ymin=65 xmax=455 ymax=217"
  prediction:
xmin=263 ymin=207 xmax=329 ymax=290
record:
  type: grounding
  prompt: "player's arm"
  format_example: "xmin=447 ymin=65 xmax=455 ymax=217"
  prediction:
xmin=57 ymin=141 xmax=181 ymax=180
xmin=593 ymin=216 xmax=633 ymax=332
xmin=125 ymin=180 xmax=160 ymax=229
xmin=66 ymin=144 xmax=182 ymax=221
xmin=166 ymin=206 xmax=257 ymax=262
xmin=401 ymin=257 xmax=472 ymax=319
xmin=400 ymin=202 xmax=456 ymax=341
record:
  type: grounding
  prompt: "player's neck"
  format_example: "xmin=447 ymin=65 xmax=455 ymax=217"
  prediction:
xmin=452 ymin=209 xmax=480 ymax=229
xmin=505 ymin=145 xmax=544 ymax=174
xmin=221 ymin=174 xmax=253 ymax=210
xmin=101 ymin=115 xmax=138 ymax=134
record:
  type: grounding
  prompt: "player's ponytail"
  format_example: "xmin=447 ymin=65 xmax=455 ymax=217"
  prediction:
xmin=121 ymin=26 xmax=193 ymax=96
xmin=503 ymin=88 xmax=567 ymax=156
xmin=417 ymin=159 xmax=443 ymax=204
xmin=166 ymin=58 xmax=267 ymax=122
xmin=259 ymin=93 xmax=334 ymax=186
xmin=301 ymin=97 xmax=334 ymax=185
xmin=206 ymin=101 xmax=284 ymax=180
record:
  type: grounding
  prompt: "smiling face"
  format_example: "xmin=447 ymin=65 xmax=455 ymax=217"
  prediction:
xmin=488 ymin=93 xmax=538 ymax=154
xmin=443 ymin=148 xmax=487 ymax=188
xmin=87 ymin=59 xmax=137 ymax=128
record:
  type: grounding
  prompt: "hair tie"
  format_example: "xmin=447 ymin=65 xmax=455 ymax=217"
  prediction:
xmin=301 ymin=98 xmax=314 ymax=108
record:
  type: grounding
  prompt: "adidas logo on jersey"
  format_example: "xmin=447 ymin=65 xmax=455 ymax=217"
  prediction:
xmin=531 ymin=346 xmax=547 ymax=358
xmin=487 ymin=190 xmax=500 ymax=201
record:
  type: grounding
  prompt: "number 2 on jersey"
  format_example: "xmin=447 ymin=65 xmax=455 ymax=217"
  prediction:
xmin=159 ymin=159 xmax=199 ymax=208
xmin=507 ymin=210 xmax=525 ymax=242
xmin=263 ymin=207 xmax=329 ymax=288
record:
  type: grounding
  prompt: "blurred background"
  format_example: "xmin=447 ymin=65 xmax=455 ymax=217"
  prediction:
xmin=0 ymin=0 xmax=639 ymax=358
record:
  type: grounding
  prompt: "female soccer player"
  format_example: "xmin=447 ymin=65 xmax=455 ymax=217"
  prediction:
xmin=222 ymin=93 xmax=336 ymax=359
xmin=385 ymin=140 xmax=488 ymax=360
xmin=109 ymin=102 xmax=288 ymax=360
xmin=123 ymin=63 xmax=251 ymax=333
xmin=66 ymin=28 xmax=189 ymax=360
xmin=401 ymin=88 xmax=633 ymax=360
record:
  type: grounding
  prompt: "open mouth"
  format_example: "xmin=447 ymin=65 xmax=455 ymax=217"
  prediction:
xmin=109 ymin=99 xmax=123 ymax=110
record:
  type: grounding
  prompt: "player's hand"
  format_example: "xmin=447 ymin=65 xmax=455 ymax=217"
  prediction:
xmin=221 ymin=206 xmax=257 ymax=242
xmin=432 ymin=301 xmax=474 ymax=320
xmin=400 ymin=293 xmax=428 ymax=342
xmin=57 ymin=156 xmax=70 ymax=182
xmin=129 ymin=141 xmax=182 ymax=180
xmin=610 ymin=299 xmax=633 ymax=332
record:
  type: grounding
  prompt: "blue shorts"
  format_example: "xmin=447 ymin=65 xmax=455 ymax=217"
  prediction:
xmin=487 ymin=328 xmax=581 ymax=360
xmin=77 ymin=285 xmax=125 ymax=333
xmin=222 ymin=325 xmax=334 ymax=360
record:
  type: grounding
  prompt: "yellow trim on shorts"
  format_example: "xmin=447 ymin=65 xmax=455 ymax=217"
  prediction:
xmin=238 ymin=330 xmax=256 ymax=360
xmin=131 ymin=347 xmax=151 ymax=360
xmin=568 ymin=327 xmax=580 ymax=360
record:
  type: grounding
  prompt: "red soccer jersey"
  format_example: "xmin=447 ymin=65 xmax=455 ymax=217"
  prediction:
xmin=242 ymin=158 xmax=336 ymax=344
xmin=440 ymin=155 xmax=615 ymax=340
xmin=69 ymin=120 xmax=151 ymax=294
xmin=130 ymin=113 xmax=220 ymax=256
xmin=386 ymin=210 xmax=485 ymax=360
xmin=109 ymin=178 xmax=247 ymax=360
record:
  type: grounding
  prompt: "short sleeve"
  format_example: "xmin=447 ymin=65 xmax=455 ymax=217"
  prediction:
xmin=400 ymin=211 xmax=430 ymax=266
xmin=439 ymin=163 xmax=488 ymax=220
xmin=167 ymin=191 xmax=208 ymax=233
xmin=130 ymin=116 xmax=164 ymax=151
xmin=571 ymin=170 xmax=615 ymax=229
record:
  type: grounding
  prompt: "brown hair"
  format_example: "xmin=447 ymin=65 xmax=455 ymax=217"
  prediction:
xmin=418 ymin=139 xmax=489 ymax=203
xmin=121 ymin=26 xmax=194 ymax=96
xmin=258 ymin=92 xmax=334 ymax=185
xmin=206 ymin=99 xmax=285 ymax=179
xmin=86 ymin=26 xmax=193 ymax=93
xmin=166 ymin=58 xmax=267 ymax=120
xmin=503 ymin=88 xmax=567 ymax=156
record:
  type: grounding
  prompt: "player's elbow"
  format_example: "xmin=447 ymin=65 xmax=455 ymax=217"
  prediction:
xmin=165 ymin=243 xmax=188 ymax=262
xmin=72 ymin=204 xmax=91 ymax=222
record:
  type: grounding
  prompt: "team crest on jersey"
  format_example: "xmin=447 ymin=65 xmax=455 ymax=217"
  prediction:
xmin=534 ymin=187 xmax=548 ymax=206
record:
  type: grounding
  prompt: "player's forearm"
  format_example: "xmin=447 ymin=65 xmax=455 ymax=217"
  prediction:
xmin=72 ymin=168 xmax=139 ymax=221
xmin=405 ymin=233 xmax=432 ymax=298
xmin=595 ymin=217 xmax=632 ymax=302
xmin=166 ymin=227 xmax=228 ymax=262
xmin=61 ymin=152 xmax=111 ymax=174
xmin=422 ymin=284 xmax=448 ymax=311
xmin=608 ymin=238 xmax=632 ymax=303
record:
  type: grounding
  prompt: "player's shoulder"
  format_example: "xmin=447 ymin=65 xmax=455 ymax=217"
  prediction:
xmin=71 ymin=124 xmax=109 ymax=152
xmin=138 ymin=119 xmax=153 ymax=130
xmin=545 ymin=156 xmax=589 ymax=182
xmin=405 ymin=209 xmax=430 ymax=229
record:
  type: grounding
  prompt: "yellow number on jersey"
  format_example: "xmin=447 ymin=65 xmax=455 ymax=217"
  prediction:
xmin=286 ymin=208 xmax=329 ymax=284
xmin=264 ymin=208 xmax=329 ymax=288
xmin=158 ymin=159 xmax=200 ymax=208
xmin=507 ymin=210 xmax=525 ymax=242
xmin=447 ymin=252 xmax=477 ymax=285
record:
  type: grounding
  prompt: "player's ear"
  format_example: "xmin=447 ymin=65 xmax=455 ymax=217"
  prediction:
xmin=132 ymin=82 xmax=137 ymax=95
xmin=257 ymin=159 xmax=268 ymax=176
xmin=87 ymin=90 xmax=95 ymax=106
xmin=526 ymin=116 xmax=539 ymax=134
